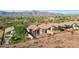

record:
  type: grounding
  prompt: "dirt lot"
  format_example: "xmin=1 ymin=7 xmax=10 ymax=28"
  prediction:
xmin=1 ymin=30 xmax=79 ymax=48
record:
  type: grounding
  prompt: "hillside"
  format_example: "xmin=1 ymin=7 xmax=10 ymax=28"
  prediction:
xmin=0 ymin=11 xmax=63 ymax=16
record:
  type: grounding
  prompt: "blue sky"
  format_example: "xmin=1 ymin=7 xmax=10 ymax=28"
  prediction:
xmin=48 ymin=10 xmax=79 ymax=14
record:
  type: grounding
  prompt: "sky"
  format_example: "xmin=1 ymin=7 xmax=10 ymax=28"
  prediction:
xmin=0 ymin=0 xmax=79 ymax=14
xmin=48 ymin=10 xmax=79 ymax=14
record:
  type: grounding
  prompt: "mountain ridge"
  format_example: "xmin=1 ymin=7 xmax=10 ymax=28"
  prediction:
xmin=0 ymin=11 xmax=63 ymax=16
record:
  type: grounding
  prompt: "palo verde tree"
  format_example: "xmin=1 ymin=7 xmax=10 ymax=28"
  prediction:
xmin=11 ymin=19 xmax=26 ymax=43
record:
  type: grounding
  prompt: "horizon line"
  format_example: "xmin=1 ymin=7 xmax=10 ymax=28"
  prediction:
xmin=1 ymin=10 xmax=79 ymax=14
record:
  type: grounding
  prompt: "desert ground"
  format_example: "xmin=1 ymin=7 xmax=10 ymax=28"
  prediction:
xmin=1 ymin=30 xmax=79 ymax=48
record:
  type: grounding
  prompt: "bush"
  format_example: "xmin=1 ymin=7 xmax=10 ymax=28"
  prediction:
xmin=11 ymin=34 xmax=22 ymax=43
xmin=11 ymin=19 xmax=27 ymax=43
xmin=53 ymin=26 xmax=64 ymax=31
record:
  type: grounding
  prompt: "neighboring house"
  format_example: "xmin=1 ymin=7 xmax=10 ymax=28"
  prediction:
xmin=0 ymin=26 xmax=15 ymax=45
xmin=62 ymin=21 xmax=79 ymax=31
xmin=62 ymin=21 xmax=79 ymax=25
xmin=0 ymin=30 xmax=3 ymax=42
xmin=4 ymin=26 xmax=15 ymax=44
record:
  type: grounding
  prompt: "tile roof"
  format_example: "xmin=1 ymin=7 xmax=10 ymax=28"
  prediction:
xmin=38 ymin=23 xmax=49 ymax=29
xmin=27 ymin=23 xmax=64 ymax=30
xmin=27 ymin=24 xmax=38 ymax=31
xmin=5 ymin=26 xmax=14 ymax=34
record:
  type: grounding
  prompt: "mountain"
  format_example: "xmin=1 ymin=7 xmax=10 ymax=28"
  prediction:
xmin=0 ymin=11 xmax=63 ymax=16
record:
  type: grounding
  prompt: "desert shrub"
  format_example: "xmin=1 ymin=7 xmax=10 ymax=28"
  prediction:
xmin=65 ymin=25 xmax=72 ymax=29
xmin=11 ymin=33 xmax=25 ymax=43
xmin=57 ymin=26 xmax=64 ymax=31
xmin=11 ymin=19 xmax=27 ymax=43
xmin=53 ymin=26 xmax=64 ymax=31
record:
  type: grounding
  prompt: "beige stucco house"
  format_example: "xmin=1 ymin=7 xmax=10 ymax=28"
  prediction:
xmin=0 ymin=26 xmax=15 ymax=44
xmin=27 ymin=23 xmax=62 ymax=39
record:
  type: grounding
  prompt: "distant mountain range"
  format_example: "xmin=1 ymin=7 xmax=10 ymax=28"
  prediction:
xmin=0 ymin=11 xmax=63 ymax=16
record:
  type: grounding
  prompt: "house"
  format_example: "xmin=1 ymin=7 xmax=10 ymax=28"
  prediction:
xmin=27 ymin=23 xmax=64 ymax=39
xmin=27 ymin=23 xmax=53 ymax=39
xmin=0 ymin=26 xmax=15 ymax=45
xmin=38 ymin=23 xmax=49 ymax=34
xmin=27 ymin=21 xmax=79 ymax=39
xmin=0 ymin=30 xmax=3 ymax=42
xmin=4 ymin=26 xmax=15 ymax=44
xmin=46 ymin=23 xmax=64 ymax=35
xmin=38 ymin=23 xmax=58 ymax=33
xmin=27 ymin=24 xmax=39 ymax=39
xmin=27 ymin=23 xmax=62 ymax=39
xmin=62 ymin=21 xmax=79 ymax=30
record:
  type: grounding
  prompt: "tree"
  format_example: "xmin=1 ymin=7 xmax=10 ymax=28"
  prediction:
xmin=11 ymin=19 xmax=26 ymax=43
